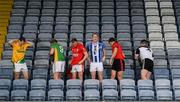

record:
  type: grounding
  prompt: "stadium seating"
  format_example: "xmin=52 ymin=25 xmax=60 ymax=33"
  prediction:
xmin=0 ymin=0 xmax=180 ymax=101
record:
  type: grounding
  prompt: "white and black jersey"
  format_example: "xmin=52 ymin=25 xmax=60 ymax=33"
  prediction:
xmin=136 ymin=47 xmax=154 ymax=61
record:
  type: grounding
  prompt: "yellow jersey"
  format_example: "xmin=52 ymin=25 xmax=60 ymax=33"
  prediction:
xmin=11 ymin=40 xmax=31 ymax=63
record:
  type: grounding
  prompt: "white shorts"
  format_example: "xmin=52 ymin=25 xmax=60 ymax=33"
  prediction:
xmin=71 ymin=65 xmax=83 ymax=73
xmin=14 ymin=63 xmax=28 ymax=72
xmin=90 ymin=62 xmax=104 ymax=72
xmin=53 ymin=61 xmax=65 ymax=73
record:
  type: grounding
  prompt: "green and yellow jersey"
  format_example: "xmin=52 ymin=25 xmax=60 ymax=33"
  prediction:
xmin=51 ymin=43 xmax=65 ymax=62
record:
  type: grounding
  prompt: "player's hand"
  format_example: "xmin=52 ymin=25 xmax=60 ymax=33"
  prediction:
xmin=102 ymin=56 xmax=106 ymax=63
xmin=78 ymin=60 xmax=83 ymax=65
xmin=109 ymin=58 xmax=113 ymax=66
xmin=69 ymin=60 xmax=72 ymax=65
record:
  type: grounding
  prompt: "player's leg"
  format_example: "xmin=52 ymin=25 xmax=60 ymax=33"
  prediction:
xmin=90 ymin=63 xmax=96 ymax=79
xmin=71 ymin=65 xmax=77 ymax=79
xmin=14 ymin=63 xmax=21 ymax=79
xmin=97 ymin=63 xmax=104 ymax=82
xmin=53 ymin=72 xmax=59 ymax=80
xmin=117 ymin=71 xmax=123 ymax=80
xmin=146 ymin=71 xmax=152 ymax=79
xmin=59 ymin=61 xmax=65 ymax=79
xmin=77 ymin=65 xmax=83 ymax=80
xmin=141 ymin=69 xmax=149 ymax=80
xmin=110 ymin=70 xmax=116 ymax=79
xmin=22 ymin=63 xmax=29 ymax=80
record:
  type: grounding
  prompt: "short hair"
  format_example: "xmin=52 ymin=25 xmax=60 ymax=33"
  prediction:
xmin=140 ymin=39 xmax=149 ymax=47
xmin=108 ymin=37 xmax=116 ymax=43
xmin=19 ymin=37 xmax=26 ymax=42
xmin=50 ymin=38 xmax=57 ymax=43
xmin=92 ymin=32 xmax=99 ymax=37
xmin=71 ymin=38 xmax=78 ymax=43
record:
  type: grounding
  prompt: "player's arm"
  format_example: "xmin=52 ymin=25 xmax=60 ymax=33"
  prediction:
xmin=49 ymin=48 xmax=55 ymax=55
xmin=86 ymin=43 xmax=91 ymax=63
xmin=102 ymin=48 xmax=106 ymax=62
xmin=135 ymin=48 xmax=140 ymax=60
xmin=8 ymin=39 xmax=18 ymax=45
xmin=110 ymin=47 xmax=118 ymax=60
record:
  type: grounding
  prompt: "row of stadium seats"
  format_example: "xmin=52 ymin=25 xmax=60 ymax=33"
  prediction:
xmin=1 ymin=79 xmax=180 ymax=101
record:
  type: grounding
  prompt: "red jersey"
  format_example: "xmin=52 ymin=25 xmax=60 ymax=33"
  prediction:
xmin=112 ymin=42 xmax=125 ymax=60
xmin=71 ymin=43 xmax=86 ymax=65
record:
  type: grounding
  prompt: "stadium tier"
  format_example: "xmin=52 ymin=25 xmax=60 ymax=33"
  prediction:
xmin=0 ymin=0 xmax=180 ymax=101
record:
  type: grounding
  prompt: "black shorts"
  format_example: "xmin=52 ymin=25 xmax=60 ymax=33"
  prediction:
xmin=112 ymin=59 xmax=125 ymax=71
xmin=142 ymin=58 xmax=154 ymax=72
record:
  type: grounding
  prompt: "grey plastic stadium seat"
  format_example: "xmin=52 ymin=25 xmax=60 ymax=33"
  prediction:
xmin=41 ymin=9 xmax=55 ymax=16
xmin=66 ymin=79 xmax=82 ymax=90
xmin=171 ymin=69 xmax=180 ymax=80
xmin=13 ymin=79 xmax=28 ymax=90
xmin=149 ymin=33 xmax=163 ymax=41
xmin=116 ymin=9 xmax=129 ymax=16
xmin=117 ymin=16 xmax=130 ymax=25
xmin=8 ymin=24 xmax=22 ymax=33
xmin=86 ymin=16 xmax=99 ymax=25
xmin=148 ymin=24 xmax=162 ymax=33
xmin=10 ymin=16 xmax=24 ymax=25
xmin=102 ymin=2 xmax=114 ymax=9
xmin=12 ymin=9 xmax=25 ymax=17
xmin=138 ymin=80 xmax=153 ymax=90
xmin=131 ymin=16 xmax=145 ymax=24
xmin=24 ymin=25 xmax=38 ymax=33
xmin=102 ymin=79 xmax=117 ymax=90
xmin=25 ymin=16 xmax=39 ymax=25
xmin=72 ymin=2 xmax=85 ymax=9
xmin=173 ymin=79 xmax=180 ymax=90
xmin=71 ymin=16 xmax=84 ymax=25
xmin=0 ymin=60 xmax=13 ymax=79
xmin=116 ymin=2 xmax=129 ymax=9
xmin=31 ymin=79 xmax=46 ymax=90
xmin=120 ymin=89 xmax=137 ymax=101
xmin=56 ymin=9 xmax=69 ymax=16
xmin=40 ymin=16 xmax=54 ymax=25
xmin=56 ymin=16 xmax=69 ymax=25
xmin=166 ymin=41 xmax=180 ymax=50
xmin=39 ymin=25 xmax=53 ymax=33
xmin=84 ymin=89 xmax=100 ymax=101
xmin=163 ymin=24 xmax=177 ymax=33
xmin=145 ymin=2 xmax=158 ymax=9
xmin=86 ymin=9 xmax=99 ymax=16
xmin=131 ymin=9 xmax=144 ymax=16
xmin=146 ymin=9 xmax=159 ymax=16
xmin=154 ymin=69 xmax=170 ymax=79
xmin=71 ymin=9 xmax=84 ymax=16
xmin=133 ymin=33 xmax=146 ymax=41
xmin=28 ymin=1 xmax=41 ymax=9
xmin=124 ymin=59 xmax=134 ymax=68
xmin=101 ymin=24 xmax=115 ymax=33
xmin=84 ymin=79 xmax=100 ymax=90
xmin=174 ymin=90 xmax=180 ymax=101
xmin=162 ymin=16 xmax=175 ymax=25
xmin=23 ymin=33 xmax=37 ymax=42
xmin=138 ymin=90 xmax=154 ymax=101
xmin=49 ymin=79 xmax=64 ymax=90
xmin=147 ymin=16 xmax=160 ymax=24
xmin=153 ymin=49 xmax=166 ymax=59
xmin=29 ymin=90 xmax=46 ymax=101
xmin=33 ymin=69 xmax=48 ymax=80
xmin=153 ymin=59 xmax=167 ymax=68
xmin=156 ymin=90 xmax=172 ymax=101
xmin=55 ymin=25 xmax=68 ymax=33
xmin=2 ymin=50 xmax=12 ymax=60
xmin=117 ymin=24 xmax=130 ymax=33
xmin=150 ymin=41 xmax=164 ymax=50
xmin=132 ymin=24 xmax=146 ymax=33
xmin=48 ymin=89 xmax=64 ymax=101
xmin=164 ymin=32 xmax=179 ymax=41
xmin=87 ymin=2 xmax=99 ymax=9
xmin=123 ymin=69 xmax=135 ymax=79
xmin=11 ymin=90 xmax=27 ymax=101
xmin=54 ymin=33 xmax=68 ymax=41
xmin=117 ymin=33 xmax=131 ymax=41
xmin=102 ymin=89 xmax=118 ymax=101
xmin=120 ymin=79 xmax=135 ymax=90
xmin=160 ymin=2 xmax=172 ymax=9
xmin=102 ymin=16 xmax=114 ymax=25
xmin=13 ymin=1 xmax=27 ymax=9
xmin=155 ymin=79 xmax=171 ymax=90
xmin=0 ymin=90 xmax=9 ymax=101
xmin=66 ymin=89 xmax=82 ymax=101
xmin=34 ymin=59 xmax=49 ymax=69
xmin=57 ymin=2 xmax=70 ymax=9
xmin=0 ymin=79 xmax=11 ymax=91
xmin=43 ymin=1 xmax=56 ymax=9
xmin=101 ymin=33 xmax=114 ymax=41
xmin=86 ymin=24 xmax=99 ymax=33
xmin=38 ymin=33 xmax=52 ymax=41
xmin=70 ymin=25 xmax=84 ymax=33
xmin=36 ymin=42 xmax=50 ymax=51
xmin=27 ymin=9 xmax=40 ymax=16
xmin=101 ymin=9 xmax=114 ymax=16
xmin=161 ymin=9 xmax=174 ymax=16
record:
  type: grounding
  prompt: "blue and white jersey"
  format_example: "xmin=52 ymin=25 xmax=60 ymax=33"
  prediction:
xmin=87 ymin=42 xmax=106 ymax=62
